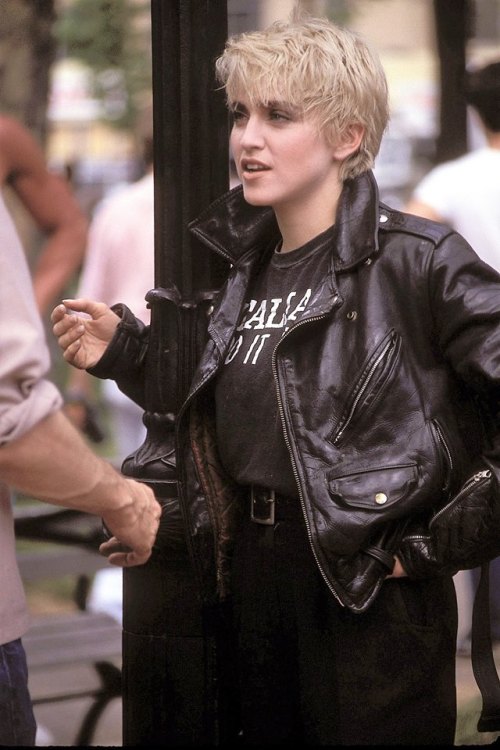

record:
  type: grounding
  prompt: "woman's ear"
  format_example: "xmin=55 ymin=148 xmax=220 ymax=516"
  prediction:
xmin=332 ymin=123 xmax=365 ymax=160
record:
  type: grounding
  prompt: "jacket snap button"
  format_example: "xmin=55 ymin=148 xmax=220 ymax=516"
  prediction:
xmin=346 ymin=311 xmax=357 ymax=321
xmin=375 ymin=492 xmax=387 ymax=504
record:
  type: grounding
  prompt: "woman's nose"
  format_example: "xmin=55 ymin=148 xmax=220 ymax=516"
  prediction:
xmin=239 ymin=115 xmax=265 ymax=148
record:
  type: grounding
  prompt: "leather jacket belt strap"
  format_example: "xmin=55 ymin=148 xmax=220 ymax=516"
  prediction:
xmin=250 ymin=486 xmax=276 ymax=525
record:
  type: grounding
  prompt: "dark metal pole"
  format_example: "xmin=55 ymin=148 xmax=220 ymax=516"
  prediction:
xmin=120 ymin=1 xmax=229 ymax=745
xmin=433 ymin=0 xmax=473 ymax=163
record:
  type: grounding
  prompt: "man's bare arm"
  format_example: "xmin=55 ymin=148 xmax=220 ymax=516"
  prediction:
xmin=0 ymin=116 xmax=88 ymax=315
xmin=0 ymin=410 xmax=161 ymax=566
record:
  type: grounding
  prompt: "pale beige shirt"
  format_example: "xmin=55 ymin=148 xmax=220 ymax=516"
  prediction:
xmin=77 ymin=171 xmax=154 ymax=324
xmin=0 ymin=194 xmax=62 ymax=644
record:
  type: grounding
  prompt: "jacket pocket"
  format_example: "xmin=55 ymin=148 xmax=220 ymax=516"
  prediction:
xmin=330 ymin=329 xmax=401 ymax=446
xmin=327 ymin=463 xmax=418 ymax=511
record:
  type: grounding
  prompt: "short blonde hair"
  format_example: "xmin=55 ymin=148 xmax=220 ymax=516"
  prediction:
xmin=215 ymin=11 xmax=389 ymax=181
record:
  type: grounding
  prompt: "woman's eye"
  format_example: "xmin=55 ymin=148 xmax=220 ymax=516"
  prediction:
xmin=269 ymin=110 xmax=290 ymax=122
xmin=231 ymin=110 xmax=246 ymax=123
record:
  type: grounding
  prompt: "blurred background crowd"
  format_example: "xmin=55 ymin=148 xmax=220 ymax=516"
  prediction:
xmin=2 ymin=0 xmax=498 ymax=277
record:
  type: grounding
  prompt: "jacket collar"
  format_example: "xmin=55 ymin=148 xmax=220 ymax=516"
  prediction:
xmin=189 ymin=170 xmax=381 ymax=271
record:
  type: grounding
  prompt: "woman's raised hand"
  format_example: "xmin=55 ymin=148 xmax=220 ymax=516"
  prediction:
xmin=51 ymin=298 xmax=120 ymax=370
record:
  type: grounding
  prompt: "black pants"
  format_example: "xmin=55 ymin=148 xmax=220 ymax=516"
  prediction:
xmin=230 ymin=495 xmax=457 ymax=746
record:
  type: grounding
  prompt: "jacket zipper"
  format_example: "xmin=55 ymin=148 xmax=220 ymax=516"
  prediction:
xmin=391 ymin=469 xmax=492 ymax=546
xmin=332 ymin=333 xmax=397 ymax=445
xmin=433 ymin=421 xmax=454 ymax=473
xmin=429 ymin=469 xmax=492 ymax=528
xmin=432 ymin=420 xmax=454 ymax=490
xmin=272 ymin=302 xmax=346 ymax=607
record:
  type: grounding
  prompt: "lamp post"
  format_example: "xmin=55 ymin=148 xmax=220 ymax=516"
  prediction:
xmin=433 ymin=0 xmax=472 ymax=163
xmin=120 ymin=2 xmax=229 ymax=744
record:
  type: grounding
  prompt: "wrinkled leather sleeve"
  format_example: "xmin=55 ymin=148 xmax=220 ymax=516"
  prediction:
xmin=399 ymin=231 xmax=500 ymax=578
xmin=87 ymin=303 xmax=149 ymax=408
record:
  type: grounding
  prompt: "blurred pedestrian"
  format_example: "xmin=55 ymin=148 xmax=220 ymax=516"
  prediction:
xmin=0 ymin=194 xmax=160 ymax=746
xmin=0 ymin=114 xmax=88 ymax=316
xmin=53 ymin=12 xmax=500 ymax=745
xmin=406 ymin=60 xmax=500 ymax=653
xmin=406 ymin=61 xmax=500 ymax=268
xmin=65 ymin=109 xmax=155 ymax=625
xmin=65 ymin=109 xmax=154 ymax=462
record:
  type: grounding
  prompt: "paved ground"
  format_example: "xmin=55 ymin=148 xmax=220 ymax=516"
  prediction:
xmin=455 ymin=646 xmax=500 ymax=746
xmin=30 ymin=648 xmax=500 ymax=747
xmin=35 ymin=696 xmax=121 ymax=747
xmin=31 ymin=662 xmax=122 ymax=747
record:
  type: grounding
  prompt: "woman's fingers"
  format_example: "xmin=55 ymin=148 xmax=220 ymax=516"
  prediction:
xmin=50 ymin=303 xmax=88 ymax=366
xmin=53 ymin=314 xmax=84 ymax=348
xmin=62 ymin=298 xmax=109 ymax=320
xmin=50 ymin=303 xmax=66 ymax=324
xmin=63 ymin=338 xmax=83 ymax=363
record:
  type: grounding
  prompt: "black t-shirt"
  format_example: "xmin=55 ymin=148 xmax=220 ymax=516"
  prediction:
xmin=214 ymin=225 xmax=334 ymax=498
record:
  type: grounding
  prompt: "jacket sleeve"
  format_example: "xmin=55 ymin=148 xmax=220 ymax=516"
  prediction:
xmin=87 ymin=303 xmax=149 ymax=408
xmin=399 ymin=469 xmax=500 ymax=578
xmin=398 ymin=230 xmax=500 ymax=578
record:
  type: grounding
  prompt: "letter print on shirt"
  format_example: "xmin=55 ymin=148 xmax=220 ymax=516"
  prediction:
xmin=225 ymin=289 xmax=313 ymax=366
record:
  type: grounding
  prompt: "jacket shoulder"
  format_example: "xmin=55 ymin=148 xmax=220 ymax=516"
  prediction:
xmin=378 ymin=202 xmax=454 ymax=246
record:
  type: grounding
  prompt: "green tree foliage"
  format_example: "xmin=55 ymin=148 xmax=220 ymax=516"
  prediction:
xmin=55 ymin=0 xmax=151 ymax=128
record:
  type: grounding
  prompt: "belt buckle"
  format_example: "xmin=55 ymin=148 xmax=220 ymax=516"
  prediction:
xmin=250 ymin=486 xmax=275 ymax=525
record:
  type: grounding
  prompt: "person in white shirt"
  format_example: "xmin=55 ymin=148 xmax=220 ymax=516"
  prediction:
xmin=406 ymin=61 xmax=500 ymax=270
xmin=65 ymin=119 xmax=154 ymax=462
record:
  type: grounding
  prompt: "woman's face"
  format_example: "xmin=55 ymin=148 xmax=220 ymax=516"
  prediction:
xmin=230 ymin=97 xmax=342 ymax=220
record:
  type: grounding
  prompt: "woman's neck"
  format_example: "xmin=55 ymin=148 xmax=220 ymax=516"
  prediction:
xmin=274 ymin=183 xmax=342 ymax=253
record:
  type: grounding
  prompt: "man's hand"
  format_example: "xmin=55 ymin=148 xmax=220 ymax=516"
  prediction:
xmin=0 ymin=411 xmax=160 ymax=567
xmin=99 ymin=479 xmax=161 ymax=567
xmin=51 ymin=298 xmax=120 ymax=370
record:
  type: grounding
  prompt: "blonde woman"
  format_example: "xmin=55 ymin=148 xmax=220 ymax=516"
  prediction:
xmin=53 ymin=12 xmax=500 ymax=745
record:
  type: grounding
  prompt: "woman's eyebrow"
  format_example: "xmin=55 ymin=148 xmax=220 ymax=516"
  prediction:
xmin=266 ymin=100 xmax=301 ymax=115
xmin=230 ymin=101 xmax=248 ymax=112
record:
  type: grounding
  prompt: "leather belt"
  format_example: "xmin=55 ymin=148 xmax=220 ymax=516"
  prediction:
xmin=250 ymin=485 xmax=276 ymax=525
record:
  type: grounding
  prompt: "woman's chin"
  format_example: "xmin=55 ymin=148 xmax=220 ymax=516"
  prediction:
xmin=241 ymin=188 xmax=272 ymax=207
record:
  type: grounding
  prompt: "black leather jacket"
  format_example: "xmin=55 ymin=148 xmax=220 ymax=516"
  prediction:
xmin=91 ymin=171 xmax=500 ymax=614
